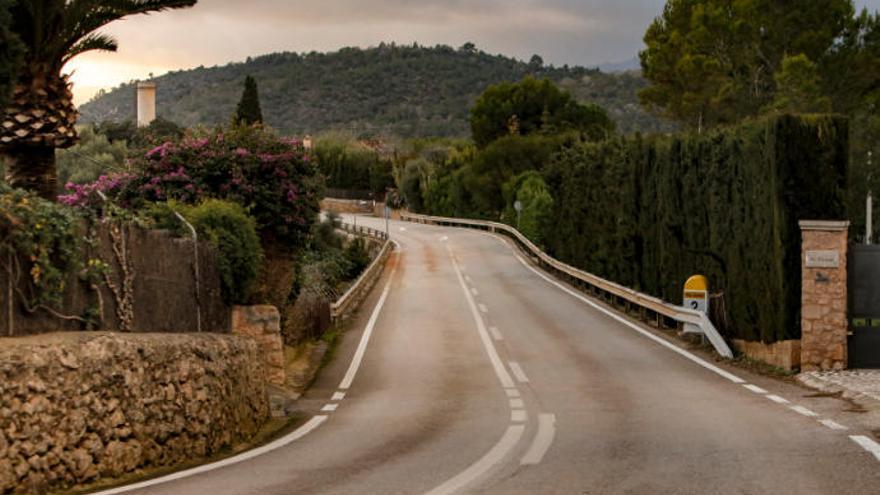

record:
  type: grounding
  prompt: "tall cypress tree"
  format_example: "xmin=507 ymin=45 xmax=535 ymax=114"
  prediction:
xmin=235 ymin=75 xmax=263 ymax=125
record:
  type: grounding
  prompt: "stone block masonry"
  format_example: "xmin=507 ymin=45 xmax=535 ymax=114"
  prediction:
xmin=800 ymin=221 xmax=850 ymax=372
xmin=0 ymin=332 xmax=269 ymax=494
xmin=232 ymin=306 xmax=286 ymax=385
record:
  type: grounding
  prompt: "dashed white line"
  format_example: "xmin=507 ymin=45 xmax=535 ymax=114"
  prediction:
xmin=508 ymin=362 xmax=530 ymax=384
xmin=332 ymin=392 xmax=345 ymax=401
xmin=850 ymin=435 xmax=880 ymax=461
xmin=790 ymin=405 xmax=819 ymax=417
xmin=321 ymin=404 xmax=339 ymax=412
xmin=743 ymin=384 xmax=768 ymax=394
xmin=509 ymin=398 xmax=524 ymax=409
xmin=507 ymin=248 xmax=746 ymax=385
xmin=819 ymin=419 xmax=848 ymax=431
xmin=424 ymin=425 xmax=526 ymax=495
xmin=488 ymin=326 xmax=503 ymax=341
xmin=511 ymin=410 xmax=528 ymax=423
xmin=465 ymin=275 xmax=472 ymax=283
xmin=505 ymin=389 xmax=520 ymax=398
xmin=521 ymin=414 xmax=557 ymax=465
xmin=766 ymin=394 xmax=790 ymax=404
xmin=471 ymin=287 xmax=480 ymax=296
xmin=478 ymin=303 xmax=489 ymax=314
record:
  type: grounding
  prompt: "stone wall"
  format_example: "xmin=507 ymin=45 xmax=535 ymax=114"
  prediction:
xmin=800 ymin=221 xmax=850 ymax=371
xmin=0 ymin=332 xmax=269 ymax=494
xmin=320 ymin=198 xmax=374 ymax=215
xmin=732 ymin=339 xmax=801 ymax=371
xmin=231 ymin=306 xmax=285 ymax=385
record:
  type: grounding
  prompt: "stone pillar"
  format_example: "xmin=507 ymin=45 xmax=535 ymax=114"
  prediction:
xmin=136 ymin=81 xmax=157 ymax=128
xmin=232 ymin=305 xmax=286 ymax=385
xmin=800 ymin=220 xmax=850 ymax=371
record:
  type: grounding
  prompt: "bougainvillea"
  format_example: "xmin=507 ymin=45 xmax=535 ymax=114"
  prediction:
xmin=63 ymin=124 xmax=322 ymax=246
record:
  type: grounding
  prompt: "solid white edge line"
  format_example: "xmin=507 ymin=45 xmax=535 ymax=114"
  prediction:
xmin=850 ymin=435 xmax=880 ymax=461
xmin=508 ymin=362 xmax=530 ymax=384
xmin=505 ymin=246 xmax=746 ymax=385
xmin=448 ymin=245 xmax=515 ymax=389
xmin=424 ymin=425 xmax=525 ymax=495
xmin=819 ymin=419 xmax=848 ymax=431
xmin=90 ymin=416 xmax=328 ymax=495
xmin=521 ymin=414 xmax=557 ymax=465
xmin=766 ymin=394 xmax=790 ymax=404
xmin=338 ymin=242 xmax=400 ymax=390
xmin=743 ymin=384 xmax=768 ymax=394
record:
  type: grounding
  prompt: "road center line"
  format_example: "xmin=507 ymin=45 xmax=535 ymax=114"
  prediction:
xmin=448 ymin=245 xmax=515 ymax=389
xmin=424 ymin=425 xmax=526 ymax=495
xmin=503 ymin=245 xmax=745 ymax=384
xmin=488 ymin=326 xmax=503 ymax=341
xmin=338 ymin=244 xmax=401 ymax=390
xmin=471 ymin=287 xmax=480 ymax=296
xmin=508 ymin=362 xmax=530 ymax=384
xmin=521 ymin=414 xmax=557 ymax=465
xmin=332 ymin=392 xmax=346 ymax=401
xmin=850 ymin=435 xmax=880 ymax=461
xmin=321 ymin=404 xmax=339 ymax=412
xmin=510 ymin=398 xmax=525 ymax=409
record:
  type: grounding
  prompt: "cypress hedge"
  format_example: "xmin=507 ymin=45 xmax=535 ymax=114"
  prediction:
xmin=542 ymin=115 xmax=848 ymax=343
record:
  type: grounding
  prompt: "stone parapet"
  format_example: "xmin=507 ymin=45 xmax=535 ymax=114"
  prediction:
xmin=800 ymin=220 xmax=849 ymax=371
xmin=0 ymin=332 xmax=268 ymax=494
xmin=232 ymin=305 xmax=286 ymax=385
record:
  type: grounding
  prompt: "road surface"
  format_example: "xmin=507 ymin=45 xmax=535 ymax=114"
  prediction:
xmin=98 ymin=217 xmax=880 ymax=494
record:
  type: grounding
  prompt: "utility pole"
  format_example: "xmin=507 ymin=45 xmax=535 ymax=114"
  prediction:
xmin=868 ymin=151 xmax=874 ymax=245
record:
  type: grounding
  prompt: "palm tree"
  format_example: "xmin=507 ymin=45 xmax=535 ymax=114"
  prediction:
xmin=0 ymin=0 xmax=196 ymax=199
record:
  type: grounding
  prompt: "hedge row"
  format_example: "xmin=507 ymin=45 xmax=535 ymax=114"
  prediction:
xmin=543 ymin=115 xmax=848 ymax=343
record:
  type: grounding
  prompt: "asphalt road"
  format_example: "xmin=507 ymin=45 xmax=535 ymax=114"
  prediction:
xmin=99 ymin=217 xmax=880 ymax=495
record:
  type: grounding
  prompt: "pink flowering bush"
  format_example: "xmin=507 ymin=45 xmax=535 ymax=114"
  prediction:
xmin=64 ymin=124 xmax=322 ymax=245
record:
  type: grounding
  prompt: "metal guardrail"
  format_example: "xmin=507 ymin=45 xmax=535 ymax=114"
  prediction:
xmin=330 ymin=223 xmax=393 ymax=324
xmin=400 ymin=212 xmax=733 ymax=359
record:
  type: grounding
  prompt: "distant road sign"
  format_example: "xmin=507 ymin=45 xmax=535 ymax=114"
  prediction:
xmin=514 ymin=200 xmax=523 ymax=212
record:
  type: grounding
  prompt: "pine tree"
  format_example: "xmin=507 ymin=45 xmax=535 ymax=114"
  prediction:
xmin=235 ymin=75 xmax=263 ymax=125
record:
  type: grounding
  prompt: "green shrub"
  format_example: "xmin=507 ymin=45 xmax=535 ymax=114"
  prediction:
xmin=502 ymin=171 xmax=553 ymax=244
xmin=147 ymin=200 xmax=263 ymax=305
xmin=543 ymin=115 xmax=848 ymax=343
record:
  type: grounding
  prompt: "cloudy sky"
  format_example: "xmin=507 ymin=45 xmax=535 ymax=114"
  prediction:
xmin=65 ymin=0 xmax=880 ymax=105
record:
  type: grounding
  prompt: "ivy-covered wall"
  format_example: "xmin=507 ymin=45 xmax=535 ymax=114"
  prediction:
xmin=543 ymin=115 xmax=848 ymax=343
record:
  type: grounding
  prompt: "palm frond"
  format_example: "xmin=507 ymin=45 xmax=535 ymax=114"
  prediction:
xmin=61 ymin=32 xmax=118 ymax=66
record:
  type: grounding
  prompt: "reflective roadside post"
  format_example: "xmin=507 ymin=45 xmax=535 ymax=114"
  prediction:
xmin=683 ymin=275 xmax=710 ymax=315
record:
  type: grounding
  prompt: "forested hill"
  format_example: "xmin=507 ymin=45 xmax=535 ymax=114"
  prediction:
xmin=78 ymin=43 xmax=676 ymax=137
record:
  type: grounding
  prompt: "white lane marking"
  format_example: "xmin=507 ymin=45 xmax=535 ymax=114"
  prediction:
xmin=321 ymin=404 xmax=339 ymax=412
xmin=489 ymin=326 xmax=503 ymax=341
xmin=332 ymin=392 xmax=346 ymax=401
xmin=449 ymin=246 xmax=515 ymax=389
xmin=766 ymin=394 xmax=790 ymax=404
xmin=509 ymin=362 xmax=530 ymax=384
xmin=478 ymin=303 xmax=489 ymax=314
xmin=511 ymin=410 xmax=528 ymax=423
xmin=424 ymin=425 xmax=526 ymax=495
xmin=338 ymin=243 xmax=400 ymax=390
xmin=505 ymin=389 xmax=520 ymax=398
xmin=521 ymin=414 xmax=557 ymax=465
xmin=509 ymin=398 xmax=524 ymax=409
xmin=465 ymin=275 xmax=473 ymax=283
xmin=440 ymin=236 xmax=449 ymax=242
xmin=819 ymin=419 xmax=848 ymax=431
xmin=508 ymin=250 xmax=746 ymax=385
xmin=743 ymin=384 xmax=768 ymax=394
xmin=790 ymin=405 xmax=819 ymax=417
xmin=399 ymin=227 xmax=407 ymax=232
xmin=850 ymin=435 xmax=880 ymax=461
xmin=471 ymin=287 xmax=479 ymax=296
xmin=91 ymin=416 xmax=328 ymax=495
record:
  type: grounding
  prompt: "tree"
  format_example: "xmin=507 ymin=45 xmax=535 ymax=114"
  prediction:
xmin=470 ymin=77 xmax=615 ymax=148
xmin=0 ymin=0 xmax=196 ymax=200
xmin=639 ymin=0 xmax=853 ymax=130
xmin=56 ymin=126 xmax=128 ymax=185
xmin=235 ymin=75 xmax=263 ymax=125
xmin=770 ymin=54 xmax=831 ymax=113
xmin=0 ymin=0 xmax=23 ymax=111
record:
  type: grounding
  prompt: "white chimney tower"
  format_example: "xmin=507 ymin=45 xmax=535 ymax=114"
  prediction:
xmin=136 ymin=81 xmax=157 ymax=128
